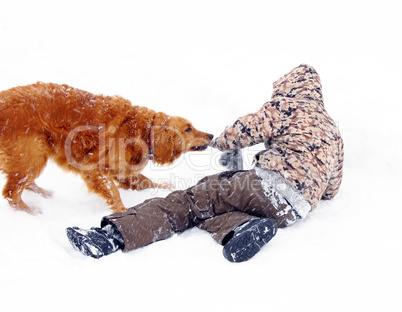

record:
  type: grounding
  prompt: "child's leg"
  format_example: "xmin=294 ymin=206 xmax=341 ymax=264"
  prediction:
xmin=101 ymin=194 xmax=193 ymax=252
xmin=68 ymin=169 xmax=297 ymax=258
xmin=102 ymin=169 xmax=297 ymax=251
xmin=188 ymin=169 xmax=298 ymax=230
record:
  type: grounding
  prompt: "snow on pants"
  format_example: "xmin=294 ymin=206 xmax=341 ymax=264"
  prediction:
xmin=101 ymin=169 xmax=297 ymax=252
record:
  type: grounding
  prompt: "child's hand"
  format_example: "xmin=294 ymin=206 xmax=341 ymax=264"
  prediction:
xmin=219 ymin=150 xmax=243 ymax=171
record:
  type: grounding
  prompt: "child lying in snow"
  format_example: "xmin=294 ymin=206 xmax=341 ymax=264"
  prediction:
xmin=66 ymin=64 xmax=344 ymax=263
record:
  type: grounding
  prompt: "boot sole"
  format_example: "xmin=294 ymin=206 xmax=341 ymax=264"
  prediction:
xmin=222 ymin=219 xmax=277 ymax=263
xmin=66 ymin=227 xmax=104 ymax=259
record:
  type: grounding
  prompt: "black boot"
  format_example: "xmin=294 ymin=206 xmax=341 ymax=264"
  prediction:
xmin=222 ymin=218 xmax=278 ymax=263
xmin=66 ymin=224 xmax=124 ymax=259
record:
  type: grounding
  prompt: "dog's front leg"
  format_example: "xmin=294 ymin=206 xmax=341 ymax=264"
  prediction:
xmin=115 ymin=174 xmax=174 ymax=191
xmin=81 ymin=171 xmax=126 ymax=213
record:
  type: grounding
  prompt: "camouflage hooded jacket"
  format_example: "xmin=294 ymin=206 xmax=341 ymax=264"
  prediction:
xmin=211 ymin=64 xmax=344 ymax=210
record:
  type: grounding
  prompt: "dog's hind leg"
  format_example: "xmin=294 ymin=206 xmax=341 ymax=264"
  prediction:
xmin=1 ymin=141 xmax=49 ymax=214
xmin=2 ymin=173 xmax=42 ymax=214
xmin=26 ymin=182 xmax=53 ymax=198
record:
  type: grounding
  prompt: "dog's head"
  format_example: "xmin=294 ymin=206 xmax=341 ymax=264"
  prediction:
xmin=152 ymin=113 xmax=213 ymax=165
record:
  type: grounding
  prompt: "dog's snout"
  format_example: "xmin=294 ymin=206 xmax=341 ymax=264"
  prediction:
xmin=207 ymin=133 xmax=214 ymax=140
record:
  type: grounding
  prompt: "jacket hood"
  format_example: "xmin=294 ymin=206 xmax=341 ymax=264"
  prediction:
xmin=272 ymin=64 xmax=323 ymax=103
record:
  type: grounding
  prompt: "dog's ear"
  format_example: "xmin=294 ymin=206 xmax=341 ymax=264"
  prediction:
xmin=152 ymin=114 xmax=184 ymax=164
xmin=170 ymin=126 xmax=185 ymax=159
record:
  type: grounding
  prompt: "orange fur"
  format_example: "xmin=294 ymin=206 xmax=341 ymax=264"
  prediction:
xmin=0 ymin=82 xmax=213 ymax=214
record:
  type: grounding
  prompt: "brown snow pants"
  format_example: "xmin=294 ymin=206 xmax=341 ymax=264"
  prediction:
xmin=101 ymin=169 xmax=297 ymax=252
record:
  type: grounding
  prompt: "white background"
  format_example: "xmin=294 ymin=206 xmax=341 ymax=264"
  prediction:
xmin=1 ymin=0 xmax=401 ymax=311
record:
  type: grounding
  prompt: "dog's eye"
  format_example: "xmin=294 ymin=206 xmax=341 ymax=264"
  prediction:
xmin=185 ymin=127 xmax=192 ymax=132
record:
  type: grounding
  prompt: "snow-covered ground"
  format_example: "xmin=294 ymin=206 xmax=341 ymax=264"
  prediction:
xmin=1 ymin=0 xmax=401 ymax=311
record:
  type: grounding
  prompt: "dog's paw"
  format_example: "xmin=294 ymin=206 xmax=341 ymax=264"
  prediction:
xmin=28 ymin=206 xmax=43 ymax=215
xmin=110 ymin=205 xmax=127 ymax=213
xmin=20 ymin=205 xmax=43 ymax=215
xmin=159 ymin=182 xmax=175 ymax=191
xmin=9 ymin=199 xmax=42 ymax=215
xmin=39 ymin=189 xmax=54 ymax=198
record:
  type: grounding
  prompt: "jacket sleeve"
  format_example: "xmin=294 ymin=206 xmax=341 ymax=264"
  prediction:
xmin=210 ymin=102 xmax=276 ymax=151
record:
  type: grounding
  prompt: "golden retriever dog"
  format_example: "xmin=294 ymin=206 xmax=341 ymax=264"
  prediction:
xmin=0 ymin=82 xmax=213 ymax=214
